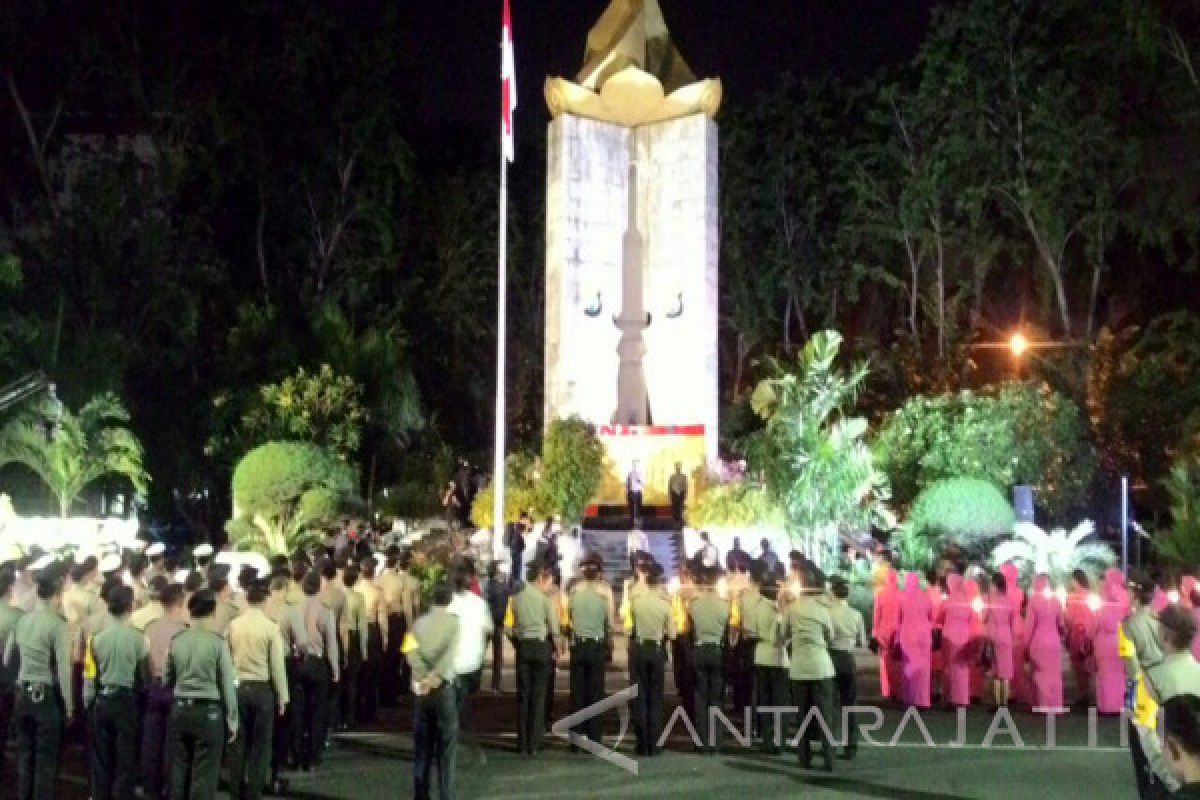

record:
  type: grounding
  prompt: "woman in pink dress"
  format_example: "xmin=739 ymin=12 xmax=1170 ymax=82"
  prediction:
xmin=873 ymin=567 xmax=902 ymax=700
xmin=985 ymin=571 xmax=1015 ymax=707
xmin=1026 ymin=574 xmax=1066 ymax=711
xmin=1000 ymin=562 xmax=1029 ymax=704
xmin=1093 ymin=578 xmax=1128 ymax=714
xmin=939 ymin=574 xmax=974 ymax=707
xmin=926 ymin=569 xmax=945 ymax=701
xmin=1104 ymin=568 xmax=1130 ymax=616
xmin=898 ymin=571 xmax=933 ymax=708
xmin=1064 ymin=569 xmax=1097 ymax=705
xmin=965 ymin=578 xmax=987 ymax=701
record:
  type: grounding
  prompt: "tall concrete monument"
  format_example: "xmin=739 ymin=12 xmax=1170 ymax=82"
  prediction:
xmin=544 ymin=0 xmax=721 ymax=504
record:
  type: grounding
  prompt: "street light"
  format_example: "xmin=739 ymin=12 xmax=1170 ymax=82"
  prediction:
xmin=1009 ymin=332 xmax=1029 ymax=358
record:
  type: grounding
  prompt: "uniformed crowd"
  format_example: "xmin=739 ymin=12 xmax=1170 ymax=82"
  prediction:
xmin=0 ymin=539 xmax=425 ymax=800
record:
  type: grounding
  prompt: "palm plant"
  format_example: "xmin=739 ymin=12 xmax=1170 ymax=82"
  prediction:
xmin=0 ymin=392 xmax=148 ymax=516
xmin=1153 ymin=457 xmax=1200 ymax=568
xmin=990 ymin=520 xmax=1116 ymax=583
xmin=746 ymin=330 xmax=894 ymax=565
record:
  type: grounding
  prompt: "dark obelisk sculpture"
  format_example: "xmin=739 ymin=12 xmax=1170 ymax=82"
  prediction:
xmin=612 ymin=160 xmax=652 ymax=425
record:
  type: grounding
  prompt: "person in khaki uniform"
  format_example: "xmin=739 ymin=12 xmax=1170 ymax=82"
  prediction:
xmin=0 ymin=564 xmax=26 ymax=783
xmin=166 ymin=589 xmax=238 ymax=800
xmin=744 ymin=569 xmax=786 ymax=754
xmin=689 ymin=566 xmax=730 ymax=754
xmin=208 ymin=567 xmax=240 ymax=637
xmin=670 ymin=561 xmax=698 ymax=722
xmin=263 ymin=571 xmax=306 ymax=789
xmin=406 ymin=582 xmax=459 ymax=800
xmin=782 ymin=571 xmax=837 ymax=772
xmin=143 ymin=583 xmax=187 ymax=800
xmin=131 ymin=576 xmax=168 ymax=633
xmin=828 ymin=577 xmax=866 ymax=759
xmin=357 ymin=558 xmax=388 ymax=723
xmin=7 ymin=562 xmax=73 ymax=800
xmin=505 ymin=564 xmax=563 ymax=755
xmin=88 ymin=584 xmax=150 ymax=800
xmin=297 ymin=571 xmax=339 ymax=770
xmin=338 ymin=565 xmax=369 ymax=730
xmin=227 ymin=578 xmax=289 ymax=800
xmin=629 ymin=563 xmax=675 ymax=756
xmin=566 ymin=554 xmax=612 ymax=747
xmin=378 ymin=547 xmax=414 ymax=706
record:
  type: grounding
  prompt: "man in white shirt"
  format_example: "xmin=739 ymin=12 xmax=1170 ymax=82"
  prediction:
xmin=447 ymin=562 xmax=494 ymax=764
xmin=625 ymin=460 xmax=644 ymax=524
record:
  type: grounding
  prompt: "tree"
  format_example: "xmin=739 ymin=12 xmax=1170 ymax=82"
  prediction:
xmin=226 ymin=441 xmax=359 ymax=556
xmin=991 ymin=520 xmax=1116 ymax=583
xmin=874 ymin=381 xmax=1096 ymax=520
xmin=0 ymin=392 xmax=148 ymax=516
xmin=470 ymin=452 xmax=547 ymax=531
xmin=537 ymin=416 xmax=604 ymax=526
xmin=745 ymin=331 xmax=892 ymax=565
xmin=210 ymin=365 xmax=367 ymax=465
xmin=1153 ymin=456 xmax=1200 ymax=569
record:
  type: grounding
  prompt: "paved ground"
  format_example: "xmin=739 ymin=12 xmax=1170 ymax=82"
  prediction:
xmin=43 ymin=648 xmax=1142 ymax=799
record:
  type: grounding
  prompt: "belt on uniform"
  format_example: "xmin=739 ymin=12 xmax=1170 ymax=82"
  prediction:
xmin=573 ymin=637 xmax=604 ymax=643
xmin=517 ymin=638 xmax=547 ymax=644
xmin=694 ymin=641 xmax=721 ymax=647
xmin=97 ymin=685 xmax=133 ymax=696
xmin=636 ymin=639 xmax=663 ymax=646
xmin=174 ymin=697 xmax=220 ymax=707
xmin=18 ymin=682 xmax=54 ymax=702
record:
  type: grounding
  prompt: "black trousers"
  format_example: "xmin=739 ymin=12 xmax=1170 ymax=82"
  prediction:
xmin=0 ymin=685 xmax=15 ymax=785
xmin=168 ymin=698 xmax=224 ymax=800
xmin=627 ymin=490 xmax=643 ymax=523
xmin=490 ymin=631 xmax=504 ymax=692
xmin=413 ymin=685 xmax=457 ymax=800
xmin=293 ymin=656 xmax=330 ymax=768
xmin=91 ymin=688 xmax=138 ymax=800
xmin=791 ymin=679 xmax=836 ymax=767
xmin=515 ymin=639 xmax=550 ymax=754
xmin=753 ymin=666 xmax=789 ymax=751
xmin=340 ymin=632 xmax=362 ymax=728
xmin=359 ymin=624 xmax=383 ymax=723
xmin=631 ymin=641 xmax=665 ymax=755
xmin=693 ymin=643 xmax=724 ymax=749
xmin=569 ymin=640 xmax=606 ymax=744
xmin=382 ymin=614 xmax=405 ymax=706
xmin=228 ymin=682 xmax=275 ymax=800
xmin=830 ymin=649 xmax=858 ymax=754
xmin=141 ymin=684 xmax=172 ymax=799
xmin=670 ymin=491 xmax=686 ymax=525
xmin=1129 ymin=719 xmax=1172 ymax=800
xmin=15 ymin=683 xmax=63 ymax=800
xmin=730 ymin=640 xmax=755 ymax=718
xmin=671 ymin=633 xmax=695 ymax=722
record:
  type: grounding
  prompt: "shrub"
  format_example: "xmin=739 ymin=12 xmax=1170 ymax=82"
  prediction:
xmin=470 ymin=451 xmax=548 ymax=530
xmin=690 ymin=482 xmax=786 ymax=528
xmin=908 ymin=477 xmax=1015 ymax=548
xmin=226 ymin=441 xmax=360 ymax=556
xmin=1154 ymin=457 xmax=1200 ymax=568
xmin=991 ymin=520 xmax=1116 ymax=583
xmin=537 ymin=416 xmax=605 ymax=525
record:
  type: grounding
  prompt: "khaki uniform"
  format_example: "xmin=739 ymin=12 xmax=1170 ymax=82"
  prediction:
xmin=357 ymin=579 xmax=387 ymax=722
xmin=227 ymin=607 xmax=288 ymax=800
xmin=630 ymin=589 xmax=674 ymax=755
xmin=166 ymin=624 xmax=239 ymax=800
xmin=783 ymin=593 xmax=837 ymax=768
xmin=744 ymin=589 xmax=787 ymax=752
xmin=131 ymin=600 xmax=164 ymax=633
xmin=142 ymin=615 xmax=186 ymax=798
xmin=567 ymin=581 xmax=611 ymax=745
xmin=378 ymin=569 xmax=413 ymax=705
xmin=689 ymin=590 xmax=730 ymax=751
xmin=9 ymin=602 xmax=73 ymax=799
xmin=90 ymin=617 xmax=151 ymax=800
xmin=407 ymin=607 xmax=459 ymax=799
xmin=507 ymin=584 xmax=559 ymax=754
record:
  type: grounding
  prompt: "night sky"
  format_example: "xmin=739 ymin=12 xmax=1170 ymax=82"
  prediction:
xmin=392 ymin=0 xmax=937 ymax=156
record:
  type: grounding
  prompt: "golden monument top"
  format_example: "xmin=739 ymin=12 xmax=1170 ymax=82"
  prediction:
xmin=545 ymin=0 xmax=722 ymax=127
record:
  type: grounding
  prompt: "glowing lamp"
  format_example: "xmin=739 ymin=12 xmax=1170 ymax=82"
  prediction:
xmin=971 ymin=597 xmax=984 ymax=615
xmin=1042 ymin=587 xmax=1054 ymax=601
xmin=1055 ymin=588 xmax=1067 ymax=606
xmin=1169 ymin=590 xmax=1181 ymax=605
xmin=717 ymin=577 xmax=729 ymax=599
xmin=1086 ymin=593 xmax=1103 ymax=613
xmin=1010 ymin=332 xmax=1029 ymax=358
xmin=667 ymin=577 xmax=681 ymax=595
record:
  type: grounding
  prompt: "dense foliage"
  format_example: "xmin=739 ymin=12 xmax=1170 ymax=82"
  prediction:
xmin=226 ymin=441 xmax=359 ymax=556
xmin=689 ymin=482 xmax=786 ymax=529
xmin=1153 ymin=457 xmax=1200 ymax=569
xmin=537 ymin=416 xmax=605 ymax=525
xmin=907 ymin=477 xmax=1015 ymax=547
xmin=874 ymin=383 xmax=1096 ymax=520
xmin=745 ymin=331 xmax=892 ymax=563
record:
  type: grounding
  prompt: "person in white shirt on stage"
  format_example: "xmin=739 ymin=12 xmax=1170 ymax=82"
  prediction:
xmin=626 ymin=460 xmax=644 ymax=524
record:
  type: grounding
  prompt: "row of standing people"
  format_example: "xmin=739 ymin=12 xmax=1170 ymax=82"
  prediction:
xmin=0 ymin=541 xmax=426 ymax=800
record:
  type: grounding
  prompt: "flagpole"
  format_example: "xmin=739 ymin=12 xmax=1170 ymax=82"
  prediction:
xmin=492 ymin=64 xmax=509 ymax=557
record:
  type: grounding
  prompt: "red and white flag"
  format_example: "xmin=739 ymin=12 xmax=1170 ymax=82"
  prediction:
xmin=501 ymin=0 xmax=517 ymax=162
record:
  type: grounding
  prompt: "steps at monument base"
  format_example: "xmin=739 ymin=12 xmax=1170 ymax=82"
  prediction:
xmin=583 ymin=504 xmax=680 ymax=532
xmin=579 ymin=528 xmax=682 ymax=610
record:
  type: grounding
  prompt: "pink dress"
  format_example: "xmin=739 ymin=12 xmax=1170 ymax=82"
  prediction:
xmin=985 ymin=590 xmax=1015 ymax=681
xmin=965 ymin=580 xmax=987 ymax=700
xmin=898 ymin=572 xmax=933 ymax=708
xmin=1026 ymin=575 xmax=1066 ymax=711
xmin=1001 ymin=563 xmax=1029 ymax=702
xmin=873 ymin=570 xmax=902 ymax=700
xmin=1065 ymin=587 xmax=1096 ymax=703
xmin=939 ymin=575 xmax=974 ymax=707
xmin=1094 ymin=582 xmax=1127 ymax=714
xmin=928 ymin=584 xmax=945 ymax=695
